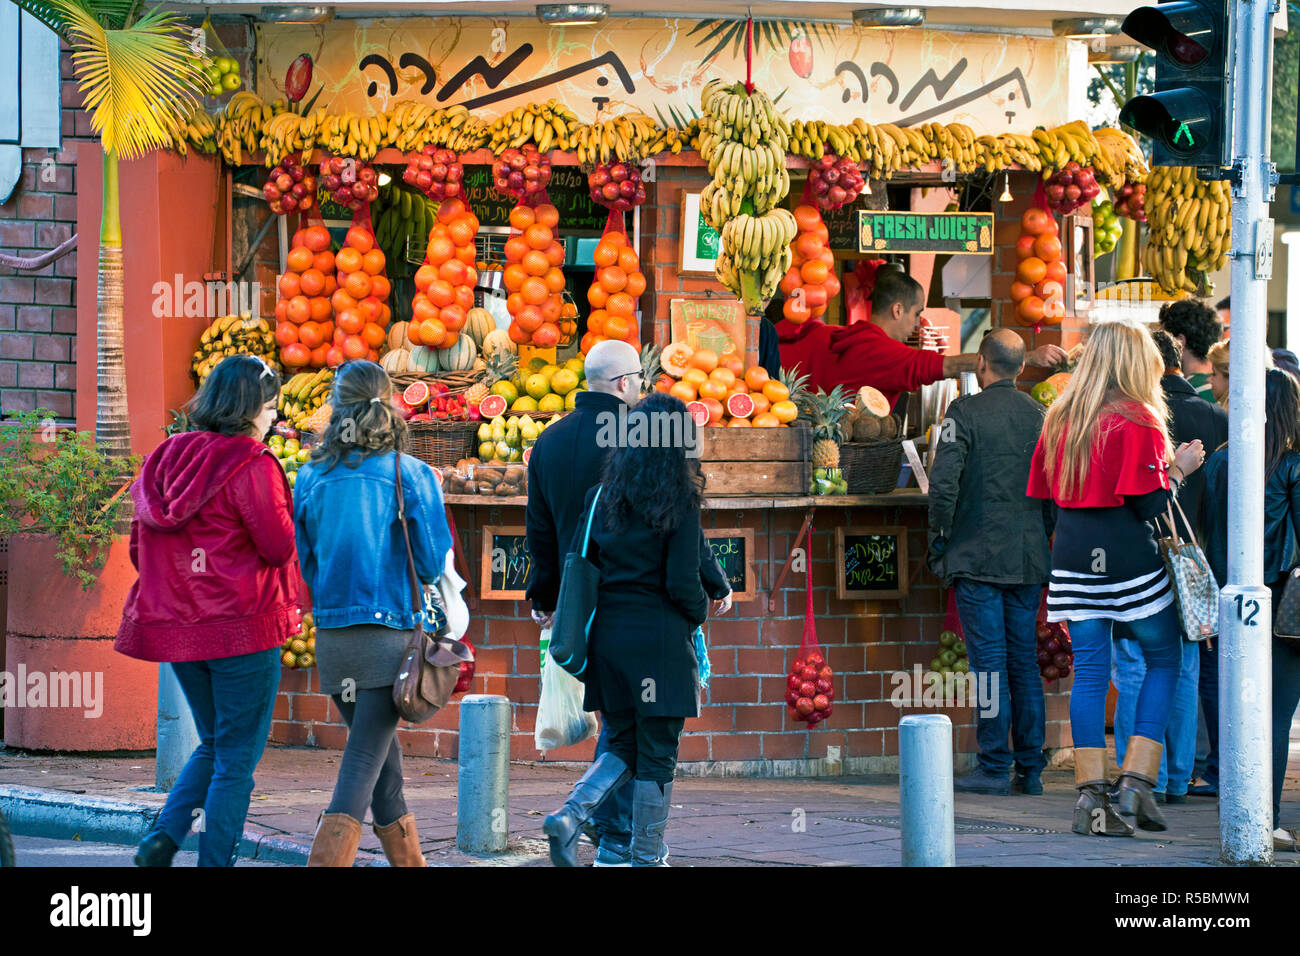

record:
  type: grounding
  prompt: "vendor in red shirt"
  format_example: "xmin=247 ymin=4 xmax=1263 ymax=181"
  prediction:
xmin=822 ymin=270 xmax=1066 ymax=410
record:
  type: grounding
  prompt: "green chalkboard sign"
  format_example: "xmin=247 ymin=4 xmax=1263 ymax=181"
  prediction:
xmin=704 ymin=528 xmax=756 ymax=602
xmin=458 ymin=166 xmax=608 ymax=232
xmin=858 ymin=211 xmax=995 ymax=256
xmin=481 ymin=525 xmax=533 ymax=600
xmin=836 ymin=526 xmax=908 ymax=600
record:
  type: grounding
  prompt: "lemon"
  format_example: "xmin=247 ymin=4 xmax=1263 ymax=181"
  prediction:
xmin=511 ymin=395 xmax=539 ymax=412
xmin=565 ymin=390 xmax=579 ymax=410
xmin=565 ymin=357 xmax=586 ymax=381
xmin=525 ymin=374 xmax=551 ymax=400
xmin=490 ymin=380 xmax=519 ymax=405
xmin=538 ymin=393 xmax=565 ymax=413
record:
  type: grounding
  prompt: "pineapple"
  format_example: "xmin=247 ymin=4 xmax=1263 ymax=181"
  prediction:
xmin=807 ymin=385 xmax=850 ymax=470
xmin=639 ymin=343 xmax=662 ymax=396
xmin=780 ymin=363 xmax=812 ymax=412
xmin=466 ymin=350 xmax=518 ymax=406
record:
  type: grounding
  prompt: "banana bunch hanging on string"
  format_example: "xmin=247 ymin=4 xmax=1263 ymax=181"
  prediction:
xmin=1142 ymin=166 xmax=1231 ymax=296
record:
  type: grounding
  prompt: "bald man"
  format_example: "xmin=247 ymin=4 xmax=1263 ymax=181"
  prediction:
xmin=927 ymin=329 xmax=1054 ymax=796
xmin=526 ymin=340 xmax=731 ymax=866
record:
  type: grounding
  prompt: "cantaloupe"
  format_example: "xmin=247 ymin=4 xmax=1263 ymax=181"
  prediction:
xmin=856 ymin=386 xmax=890 ymax=418
xmin=437 ymin=334 xmax=478 ymax=371
xmin=380 ymin=348 xmax=410 ymax=375
xmin=660 ymin=342 xmax=695 ymax=379
xmin=408 ymin=346 xmax=440 ymax=374
xmin=388 ymin=322 xmax=410 ymax=352
xmin=466 ymin=308 xmax=495 ymax=347
xmin=482 ymin=328 xmax=516 ymax=357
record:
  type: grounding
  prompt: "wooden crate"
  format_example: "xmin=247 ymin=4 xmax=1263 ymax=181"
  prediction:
xmin=698 ymin=421 xmax=811 ymax=496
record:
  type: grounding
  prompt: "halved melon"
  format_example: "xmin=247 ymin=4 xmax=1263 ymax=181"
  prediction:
xmin=856 ymin=385 xmax=890 ymax=419
xmin=661 ymin=342 xmax=695 ymax=379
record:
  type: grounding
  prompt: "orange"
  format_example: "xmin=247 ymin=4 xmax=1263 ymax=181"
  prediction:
xmin=586 ymin=310 xmax=607 ymax=334
xmin=278 ymin=272 xmax=301 ymax=299
xmin=309 ymin=296 xmax=332 ymax=322
xmin=342 ymin=335 xmax=368 ymax=360
xmin=299 ymin=268 xmax=325 ymax=297
xmin=1009 ymin=280 xmax=1034 ymax=302
xmin=370 ymin=275 xmax=391 ymax=302
xmin=1016 ymin=257 xmax=1048 ymax=286
xmin=521 ymin=276 xmax=549 ymax=306
xmin=509 ymin=205 xmax=536 ymax=232
xmin=437 ymin=198 xmax=467 ymax=224
xmin=418 ymin=318 xmax=447 ymax=347
xmin=606 ymin=292 xmax=636 ymax=317
xmin=297 ymin=321 xmax=324 ymax=349
xmin=414 ymin=264 xmax=438 ymax=292
xmin=504 ymin=236 xmax=529 ymax=263
xmin=448 ymin=217 xmax=477 ymax=247
xmin=682 ymin=368 xmax=709 ymax=390
xmin=795 ymin=233 xmax=824 ymax=261
xmin=345 ymin=227 xmax=374 ymax=254
xmin=427 ymin=279 xmax=455 ymax=308
xmin=331 ymin=289 xmax=357 ymax=315
xmin=598 ymin=266 xmax=628 ymax=293
xmin=362 ymin=249 xmax=385 ymax=276
xmin=748 ymin=391 xmax=771 ymax=416
xmin=763 ymin=380 xmax=789 ymax=404
xmin=455 ymin=285 xmax=476 ymax=313
xmin=543 ymin=267 xmax=567 ymax=294
xmin=507 ymin=292 xmax=527 ymax=316
xmin=654 ymin=373 xmax=673 ymax=393
xmin=701 ymin=397 xmax=725 ymax=424
xmin=287 ymin=295 xmax=311 ymax=325
xmin=407 ymin=320 xmax=423 ymax=345
xmin=335 ymin=247 xmax=363 ymax=274
xmin=794 ymin=205 xmax=823 ymax=233
xmin=323 ymin=273 xmax=338 ymax=296
xmin=721 ymin=354 xmax=745 ymax=377
xmin=744 ymin=366 xmax=770 ymax=391
xmin=356 ymin=296 xmax=383 ymax=324
xmin=361 ymin=322 xmax=386 ymax=349
xmin=593 ymin=243 xmax=619 ymax=267
xmin=336 ymin=308 xmax=364 ymax=335
xmin=752 ymin=413 xmax=781 ymax=427
xmin=524 ymin=224 xmax=554 ymax=250
xmin=344 ymin=271 xmax=373 ymax=300
xmin=587 ymin=283 xmax=609 ymax=309
xmin=281 ymin=342 xmax=311 ymax=367
xmin=687 ymin=349 xmax=719 ymax=374
xmin=287 ymin=246 xmax=314 ymax=273
xmin=439 ymin=258 xmax=469 ymax=287
xmin=727 ymin=418 xmax=753 ymax=427
xmin=709 ymin=367 xmax=736 ymax=389
xmin=771 ymin=399 xmax=799 ymax=424
xmin=698 ymin=380 xmax=727 ymax=402
xmin=426 ymin=236 xmax=455 ymax=266
xmin=275 ymin=300 xmax=288 ymax=324
xmin=617 ymin=247 xmax=639 ymax=274
xmin=522 ymin=250 xmax=550 ymax=277
xmin=669 ymin=381 xmax=697 ymax=403
xmin=515 ymin=305 xmax=544 ymax=333
xmin=302 ymin=225 xmax=332 ymax=253
xmin=604 ymin=314 xmax=631 ymax=340
xmin=503 ymin=264 xmax=528 ymax=292
xmin=439 ymin=305 xmax=467 ymax=331
xmin=545 ymin=241 xmax=566 ymax=267
xmin=534 ymin=204 xmax=559 ymax=229
xmin=581 ymin=331 xmax=605 ymax=353
xmin=800 ymin=259 xmax=829 ymax=284
xmin=412 ymin=295 xmax=439 ymax=324
xmin=625 ymin=271 xmax=646 ymax=298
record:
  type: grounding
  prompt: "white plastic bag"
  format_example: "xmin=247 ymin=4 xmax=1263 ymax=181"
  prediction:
xmin=425 ymin=551 xmax=470 ymax=639
xmin=535 ymin=627 xmax=598 ymax=752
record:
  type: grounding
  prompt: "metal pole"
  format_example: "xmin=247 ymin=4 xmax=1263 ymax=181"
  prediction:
xmin=154 ymin=664 xmax=199 ymax=792
xmin=899 ymin=714 xmax=955 ymax=866
xmin=1220 ymin=0 xmax=1277 ymax=865
xmin=457 ymin=694 xmax=510 ymax=854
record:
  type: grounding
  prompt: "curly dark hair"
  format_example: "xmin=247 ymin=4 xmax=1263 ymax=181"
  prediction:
xmin=310 ymin=361 xmax=408 ymax=472
xmin=186 ymin=355 xmax=280 ymax=436
xmin=1157 ymin=300 xmax=1222 ymax=362
xmin=599 ymin=392 xmax=705 ymax=536
xmin=1150 ymin=329 xmax=1183 ymax=373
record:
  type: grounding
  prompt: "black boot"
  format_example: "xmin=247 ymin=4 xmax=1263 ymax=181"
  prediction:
xmin=134 ymin=829 xmax=180 ymax=867
xmin=543 ymin=753 xmax=632 ymax=867
xmin=631 ymin=780 xmax=672 ymax=867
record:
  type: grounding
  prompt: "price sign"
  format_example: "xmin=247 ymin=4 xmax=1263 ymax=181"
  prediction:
xmin=481 ymin=526 xmax=533 ymax=600
xmin=836 ymin=526 xmax=908 ymax=600
xmin=704 ymin=528 xmax=756 ymax=603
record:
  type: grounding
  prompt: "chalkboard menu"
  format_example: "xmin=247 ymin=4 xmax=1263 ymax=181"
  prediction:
xmin=481 ymin=526 xmax=533 ymax=600
xmin=458 ymin=165 xmax=608 ymax=233
xmin=836 ymin=526 xmax=908 ymax=600
xmin=704 ymin=528 xmax=756 ymax=602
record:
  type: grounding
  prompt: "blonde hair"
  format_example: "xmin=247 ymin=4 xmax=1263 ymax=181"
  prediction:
xmin=1042 ymin=320 xmax=1174 ymax=500
xmin=1204 ymin=339 xmax=1272 ymax=410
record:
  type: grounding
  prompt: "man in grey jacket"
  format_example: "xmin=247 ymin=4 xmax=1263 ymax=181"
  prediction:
xmin=927 ymin=329 xmax=1054 ymax=796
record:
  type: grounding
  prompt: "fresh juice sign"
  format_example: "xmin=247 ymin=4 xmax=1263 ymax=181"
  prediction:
xmin=858 ymin=211 xmax=994 ymax=255
xmin=669 ymin=298 xmax=746 ymax=360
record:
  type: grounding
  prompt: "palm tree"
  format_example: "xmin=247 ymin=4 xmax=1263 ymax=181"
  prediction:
xmin=14 ymin=0 xmax=207 ymax=460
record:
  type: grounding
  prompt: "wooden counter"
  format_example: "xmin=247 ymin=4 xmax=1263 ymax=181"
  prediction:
xmin=442 ymin=489 xmax=929 ymax=509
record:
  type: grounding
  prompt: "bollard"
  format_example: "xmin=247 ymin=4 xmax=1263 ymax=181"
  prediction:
xmin=899 ymin=713 xmax=955 ymax=866
xmin=457 ymin=695 xmax=511 ymax=853
xmin=155 ymin=664 xmax=199 ymax=791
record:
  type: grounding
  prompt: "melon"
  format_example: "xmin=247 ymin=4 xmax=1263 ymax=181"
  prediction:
xmin=388 ymin=321 xmax=411 ymax=352
xmin=380 ymin=348 xmax=410 ymax=374
xmin=408 ymin=346 xmax=441 ymax=374
xmin=661 ymin=342 xmax=695 ymax=378
xmin=437 ymin=334 xmax=478 ymax=372
xmin=467 ymin=308 xmax=496 ymax=347
xmin=856 ymin=385 xmax=890 ymax=418
xmin=482 ymin=328 xmax=516 ymax=357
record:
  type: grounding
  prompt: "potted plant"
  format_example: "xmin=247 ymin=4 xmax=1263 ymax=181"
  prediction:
xmin=0 ymin=411 xmax=157 ymax=751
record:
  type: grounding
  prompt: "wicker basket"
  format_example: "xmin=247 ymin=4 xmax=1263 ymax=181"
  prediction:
xmin=407 ymin=420 xmax=479 ymax=469
xmin=839 ymin=439 xmax=904 ymax=494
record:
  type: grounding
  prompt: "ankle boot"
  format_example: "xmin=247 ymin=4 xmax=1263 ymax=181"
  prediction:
xmin=307 ymin=812 xmax=363 ymax=867
xmin=1072 ymin=747 xmax=1134 ymax=837
xmin=543 ymin=753 xmax=633 ymax=867
xmin=373 ymin=813 xmax=426 ymax=867
xmin=133 ymin=828 xmax=179 ymax=867
xmin=631 ymin=780 xmax=672 ymax=867
xmin=1115 ymin=736 xmax=1168 ymax=832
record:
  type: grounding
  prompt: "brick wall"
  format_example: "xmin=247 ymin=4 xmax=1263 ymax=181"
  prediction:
xmin=270 ymin=502 xmax=1073 ymax=775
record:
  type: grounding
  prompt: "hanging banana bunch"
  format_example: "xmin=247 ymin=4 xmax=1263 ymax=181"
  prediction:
xmin=1142 ymin=166 xmax=1231 ymax=296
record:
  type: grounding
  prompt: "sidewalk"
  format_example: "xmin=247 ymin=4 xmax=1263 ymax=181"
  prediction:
xmin=3 ymin=743 xmax=1298 ymax=866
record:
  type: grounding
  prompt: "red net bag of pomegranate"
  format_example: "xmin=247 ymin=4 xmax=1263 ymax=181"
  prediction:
xmin=786 ymin=524 xmax=834 ymax=726
xmin=494 ymin=146 xmax=566 ymax=349
xmin=327 ymin=203 xmax=393 ymax=367
xmin=581 ymin=206 xmax=645 ymax=353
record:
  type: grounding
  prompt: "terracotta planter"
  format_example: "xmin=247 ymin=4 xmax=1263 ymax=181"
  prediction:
xmin=3 ymin=533 xmax=157 ymax=751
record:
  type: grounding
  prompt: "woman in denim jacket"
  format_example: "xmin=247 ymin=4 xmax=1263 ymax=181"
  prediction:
xmin=294 ymin=361 xmax=452 ymax=867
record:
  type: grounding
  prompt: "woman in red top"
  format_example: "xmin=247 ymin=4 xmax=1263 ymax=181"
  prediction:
xmin=118 ymin=356 xmax=299 ymax=867
xmin=1028 ymin=321 xmax=1203 ymax=838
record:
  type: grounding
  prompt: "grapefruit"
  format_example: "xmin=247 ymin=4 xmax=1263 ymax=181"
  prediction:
xmin=402 ymin=382 xmax=430 ymax=407
xmin=727 ymin=392 xmax=755 ymax=419
xmin=686 ymin=401 xmax=710 ymax=427
xmin=478 ymin=394 xmax=508 ymax=418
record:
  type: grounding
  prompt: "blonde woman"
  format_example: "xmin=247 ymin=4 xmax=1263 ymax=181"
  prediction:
xmin=1205 ymin=339 xmax=1274 ymax=410
xmin=1027 ymin=321 xmax=1204 ymax=838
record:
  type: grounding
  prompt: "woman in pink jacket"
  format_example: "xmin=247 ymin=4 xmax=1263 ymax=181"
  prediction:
xmin=117 ymin=356 xmax=300 ymax=867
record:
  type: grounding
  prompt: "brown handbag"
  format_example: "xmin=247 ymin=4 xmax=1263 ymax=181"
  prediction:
xmin=391 ymin=453 xmax=474 ymax=724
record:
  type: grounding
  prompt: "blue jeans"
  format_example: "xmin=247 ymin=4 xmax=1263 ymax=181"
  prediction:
xmin=1197 ymin=638 xmax=1220 ymax=787
xmin=1273 ymin=637 xmax=1300 ymax=826
xmin=590 ymin=718 xmax=632 ymax=847
xmin=1068 ymin=602 xmax=1182 ymax=750
xmin=952 ymin=579 xmax=1046 ymax=775
xmin=1113 ymin=634 xmax=1200 ymax=795
xmin=153 ymin=648 xmax=281 ymax=866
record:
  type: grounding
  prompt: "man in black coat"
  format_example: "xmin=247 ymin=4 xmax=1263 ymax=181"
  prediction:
xmin=927 ymin=329 xmax=1053 ymax=796
xmin=526 ymin=339 xmax=731 ymax=866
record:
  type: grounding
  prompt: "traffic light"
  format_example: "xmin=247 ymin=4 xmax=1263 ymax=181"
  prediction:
xmin=1119 ymin=0 xmax=1232 ymax=168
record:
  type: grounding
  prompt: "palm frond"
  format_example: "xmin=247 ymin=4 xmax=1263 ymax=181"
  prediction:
xmin=56 ymin=2 xmax=207 ymax=159
xmin=701 ymin=21 xmax=741 ymax=65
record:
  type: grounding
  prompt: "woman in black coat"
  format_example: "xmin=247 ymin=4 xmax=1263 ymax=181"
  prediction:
xmin=543 ymin=393 xmax=710 ymax=867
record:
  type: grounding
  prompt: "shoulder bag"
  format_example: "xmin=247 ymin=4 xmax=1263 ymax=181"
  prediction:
xmin=1273 ymin=569 xmax=1300 ymax=646
xmin=392 ymin=454 xmax=474 ymax=723
xmin=1156 ymin=495 xmax=1219 ymax=642
xmin=548 ymin=485 xmax=603 ymax=679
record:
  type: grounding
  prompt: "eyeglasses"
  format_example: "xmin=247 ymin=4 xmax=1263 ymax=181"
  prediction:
xmin=607 ymin=369 xmax=643 ymax=385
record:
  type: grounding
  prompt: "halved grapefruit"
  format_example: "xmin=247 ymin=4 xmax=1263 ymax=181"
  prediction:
xmin=686 ymin=401 xmax=710 ymax=427
xmin=478 ymin=394 xmax=508 ymax=419
xmin=403 ymin=381 xmax=430 ymax=407
xmin=660 ymin=342 xmax=695 ymax=379
xmin=522 ymin=446 xmax=533 ymax=465
xmin=726 ymin=391 xmax=755 ymax=419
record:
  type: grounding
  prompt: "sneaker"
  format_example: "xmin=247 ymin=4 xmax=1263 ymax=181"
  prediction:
xmin=953 ymin=767 xmax=1011 ymax=795
xmin=1012 ymin=770 xmax=1043 ymax=795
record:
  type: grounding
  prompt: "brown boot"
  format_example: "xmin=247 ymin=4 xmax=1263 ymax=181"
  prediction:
xmin=1072 ymin=747 xmax=1134 ymax=837
xmin=307 ymin=813 xmax=363 ymax=867
xmin=373 ymin=813 xmax=427 ymax=867
xmin=1115 ymin=736 xmax=1168 ymax=832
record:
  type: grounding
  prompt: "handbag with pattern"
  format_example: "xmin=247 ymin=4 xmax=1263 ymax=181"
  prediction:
xmin=1156 ymin=496 xmax=1219 ymax=642
xmin=1273 ymin=568 xmax=1300 ymax=647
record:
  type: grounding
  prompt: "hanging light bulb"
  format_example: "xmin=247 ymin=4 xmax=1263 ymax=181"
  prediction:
xmin=999 ymin=173 xmax=1012 ymax=203
xmin=864 ymin=179 xmax=872 ymax=196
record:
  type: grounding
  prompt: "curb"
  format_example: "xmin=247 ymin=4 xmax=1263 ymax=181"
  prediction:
xmin=0 ymin=784 xmax=376 ymax=866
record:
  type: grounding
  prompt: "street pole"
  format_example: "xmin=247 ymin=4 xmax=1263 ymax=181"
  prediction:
xmin=1219 ymin=0 xmax=1277 ymax=865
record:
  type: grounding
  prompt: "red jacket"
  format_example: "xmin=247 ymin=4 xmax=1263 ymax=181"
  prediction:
xmin=776 ymin=318 xmax=834 ymax=390
xmin=823 ymin=321 xmax=945 ymax=409
xmin=116 ymin=431 xmax=301 ymax=663
xmin=1027 ymin=404 xmax=1171 ymax=507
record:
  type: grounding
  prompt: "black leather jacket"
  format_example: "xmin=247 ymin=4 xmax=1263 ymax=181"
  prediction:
xmin=1201 ymin=446 xmax=1300 ymax=585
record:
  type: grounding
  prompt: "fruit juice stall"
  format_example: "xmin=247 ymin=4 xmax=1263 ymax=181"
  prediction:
xmin=112 ymin=9 xmax=1185 ymax=771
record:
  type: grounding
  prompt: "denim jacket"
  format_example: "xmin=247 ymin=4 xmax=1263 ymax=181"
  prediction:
xmin=293 ymin=450 xmax=452 ymax=630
